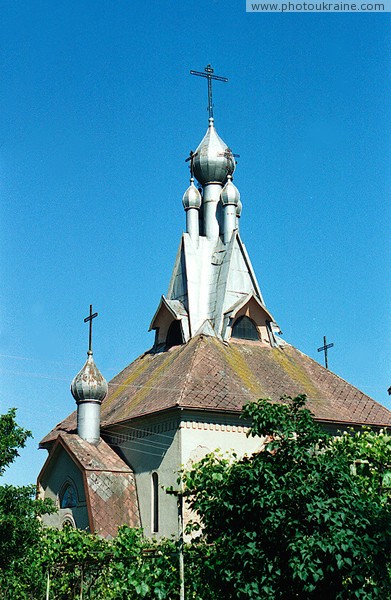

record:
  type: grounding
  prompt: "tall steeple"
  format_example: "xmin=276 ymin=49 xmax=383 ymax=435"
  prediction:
xmin=149 ymin=68 xmax=280 ymax=350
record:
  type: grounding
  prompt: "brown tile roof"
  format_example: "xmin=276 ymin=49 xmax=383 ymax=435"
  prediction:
xmin=86 ymin=470 xmax=140 ymax=537
xmin=59 ymin=434 xmax=133 ymax=473
xmin=41 ymin=335 xmax=391 ymax=446
xmin=58 ymin=435 xmax=140 ymax=537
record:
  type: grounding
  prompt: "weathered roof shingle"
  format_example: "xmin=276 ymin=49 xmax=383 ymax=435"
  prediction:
xmin=51 ymin=435 xmax=140 ymax=536
xmin=41 ymin=336 xmax=391 ymax=447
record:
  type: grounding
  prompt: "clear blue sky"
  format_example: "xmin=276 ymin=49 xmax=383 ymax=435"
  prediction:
xmin=1 ymin=2 xmax=390 ymax=486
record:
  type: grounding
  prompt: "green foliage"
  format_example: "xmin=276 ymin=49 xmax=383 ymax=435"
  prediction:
xmin=330 ymin=428 xmax=391 ymax=500
xmin=0 ymin=483 xmax=54 ymax=570
xmin=0 ymin=409 xmax=179 ymax=599
xmin=182 ymin=395 xmax=391 ymax=599
xmin=1 ymin=401 xmax=390 ymax=599
xmin=0 ymin=408 xmax=31 ymax=475
xmin=0 ymin=525 xmax=180 ymax=599
xmin=0 ymin=408 xmax=55 ymax=579
xmin=99 ymin=526 xmax=179 ymax=599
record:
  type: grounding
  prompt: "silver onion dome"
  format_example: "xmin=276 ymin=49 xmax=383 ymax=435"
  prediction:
xmin=182 ymin=178 xmax=202 ymax=210
xmin=220 ymin=175 xmax=240 ymax=206
xmin=193 ymin=118 xmax=236 ymax=185
xmin=71 ymin=351 xmax=108 ymax=404
xmin=236 ymin=197 xmax=242 ymax=217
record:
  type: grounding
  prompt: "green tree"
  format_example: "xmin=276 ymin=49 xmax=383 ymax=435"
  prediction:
xmin=0 ymin=409 xmax=55 ymax=591
xmin=0 ymin=410 xmax=178 ymax=599
xmin=0 ymin=408 xmax=31 ymax=475
xmin=1 ymin=523 xmax=180 ymax=599
xmin=182 ymin=395 xmax=391 ymax=599
xmin=330 ymin=427 xmax=391 ymax=501
xmin=99 ymin=525 xmax=179 ymax=599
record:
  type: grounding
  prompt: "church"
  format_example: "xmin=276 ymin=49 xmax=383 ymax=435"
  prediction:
xmin=37 ymin=67 xmax=391 ymax=539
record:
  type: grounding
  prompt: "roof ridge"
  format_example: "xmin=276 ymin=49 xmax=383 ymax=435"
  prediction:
xmin=287 ymin=344 xmax=376 ymax=402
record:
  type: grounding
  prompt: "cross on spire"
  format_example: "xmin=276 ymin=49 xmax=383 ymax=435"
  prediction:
xmin=84 ymin=304 xmax=98 ymax=354
xmin=185 ymin=150 xmax=198 ymax=177
xmin=190 ymin=64 xmax=228 ymax=119
xmin=317 ymin=335 xmax=334 ymax=370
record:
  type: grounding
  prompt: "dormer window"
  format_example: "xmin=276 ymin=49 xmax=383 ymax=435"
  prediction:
xmin=231 ymin=315 xmax=259 ymax=341
xmin=166 ymin=320 xmax=184 ymax=348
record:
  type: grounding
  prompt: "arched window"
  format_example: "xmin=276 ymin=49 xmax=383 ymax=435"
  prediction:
xmin=152 ymin=472 xmax=159 ymax=533
xmin=60 ymin=482 xmax=77 ymax=509
xmin=166 ymin=320 xmax=183 ymax=348
xmin=231 ymin=316 xmax=259 ymax=341
xmin=62 ymin=516 xmax=75 ymax=529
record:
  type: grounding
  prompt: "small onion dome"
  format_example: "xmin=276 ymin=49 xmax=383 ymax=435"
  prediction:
xmin=71 ymin=351 xmax=108 ymax=404
xmin=236 ymin=198 xmax=242 ymax=218
xmin=220 ymin=175 xmax=240 ymax=206
xmin=182 ymin=178 xmax=202 ymax=210
xmin=193 ymin=118 xmax=236 ymax=185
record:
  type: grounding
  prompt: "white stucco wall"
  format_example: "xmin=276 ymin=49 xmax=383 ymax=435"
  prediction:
xmin=106 ymin=410 xmax=265 ymax=540
xmin=106 ymin=416 xmax=181 ymax=539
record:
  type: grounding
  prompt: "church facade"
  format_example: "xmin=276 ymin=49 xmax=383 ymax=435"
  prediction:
xmin=38 ymin=102 xmax=391 ymax=539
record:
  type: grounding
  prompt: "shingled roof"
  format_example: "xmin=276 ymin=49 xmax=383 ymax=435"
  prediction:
xmin=40 ymin=335 xmax=391 ymax=447
xmin=39 ymin=434 xmax=140 ymax=537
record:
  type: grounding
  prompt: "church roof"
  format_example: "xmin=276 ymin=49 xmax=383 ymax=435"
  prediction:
xmin=57 ymin=434 xmax=132 ymax=473
xmin=39 ymin=434 xmax=140 ymax=537
xmin=40 ymin=335 xmax=391 ymax=447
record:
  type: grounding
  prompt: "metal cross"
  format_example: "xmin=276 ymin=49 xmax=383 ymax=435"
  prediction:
xmin=317 ymin=335 xmax=334 ymax=370
xmin=190 ymin=64 xmax=228 ymax=119
xmin=84 ymin=304 xmax=98 ymax=353
xmin=218 ymin=148 xmax=240 ymax=160
xmin=185 ymin=150 xmax=198 ymax=176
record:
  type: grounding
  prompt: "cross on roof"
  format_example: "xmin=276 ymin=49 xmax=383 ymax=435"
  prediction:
xmin=84 ymin=304 xmax=98 ymax=353
xmin=190 ymin=64 xmax=228 ymax=119
xmin=317 ymin=335 xmax=334 ymax=370
xmin=185 ymin=150 xmax=198 ymax=177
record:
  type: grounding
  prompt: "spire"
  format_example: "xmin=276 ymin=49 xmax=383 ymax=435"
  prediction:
xmin=70 ymin=305 xmax=107 ymax=444
xmin=149 ymin=68 xmax=279 ymax=348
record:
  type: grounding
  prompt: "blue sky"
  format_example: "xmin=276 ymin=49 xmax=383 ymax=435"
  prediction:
xmin=0 ymin=2 xmax=390 ymax=486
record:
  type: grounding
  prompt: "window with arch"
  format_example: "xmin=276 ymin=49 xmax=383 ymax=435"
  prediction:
xmin=166 ymin=320 xmax=183 ymax=348
xmin=152 ymin=472 xmax=159 ymax=533
xmin=62 ymin=516 xmax=75 ymax=529
xmin=231 ymin=315 xmax=259 ymax=341
xmin=59 ymin=482 xmax=77 ymax=509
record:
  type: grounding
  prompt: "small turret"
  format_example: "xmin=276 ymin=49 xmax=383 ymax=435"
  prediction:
xmin=70 ymin=306 xmax=107 ymax=444
xmin=182 ymin=177 xmax=202 ymax=245
xmin=220 ymin=175 xmax=240 ymax=244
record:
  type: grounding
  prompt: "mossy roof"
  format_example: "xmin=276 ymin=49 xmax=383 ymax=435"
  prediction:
xmin=40 ymin=335 xmax=391 ymax=447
